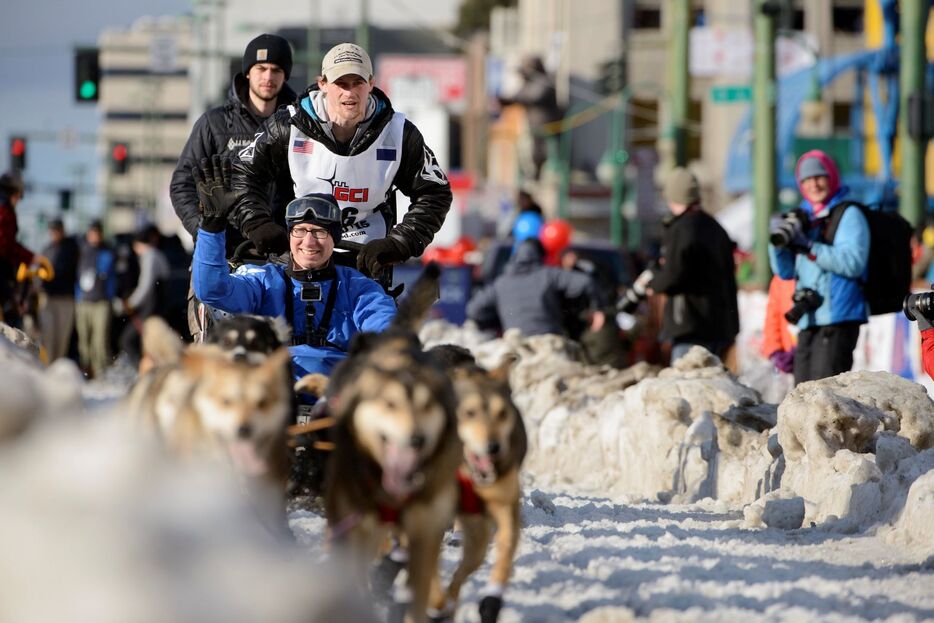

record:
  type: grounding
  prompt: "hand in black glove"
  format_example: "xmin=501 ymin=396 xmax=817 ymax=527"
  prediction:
xmin=357 ymin=236 xmax=410 ymax=278
xmin=243 ymin=219 xmax=289 ymax=256
xmin=193 ymin=155 xmax=239 ymax=233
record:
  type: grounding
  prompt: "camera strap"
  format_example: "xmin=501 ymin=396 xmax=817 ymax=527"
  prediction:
xmin=283 ymin=268 xmax=340 ymax=348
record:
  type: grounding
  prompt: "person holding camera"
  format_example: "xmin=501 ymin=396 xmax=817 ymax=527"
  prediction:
xmin=190 ymin=156 xmax=396 ymax=380
xmin=769 ymin=150 xmax=869 ymax=385
xmin=645 ymin=167 xmax=739 ymax=364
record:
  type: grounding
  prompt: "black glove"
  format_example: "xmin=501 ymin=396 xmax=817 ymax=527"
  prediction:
xmin=357 ymin=236 xmax=410 ymax=278
xmin=193 ymin=155 xmax=240 ymax=233
xmin=243 ymin=219 xmax=289 ymax=255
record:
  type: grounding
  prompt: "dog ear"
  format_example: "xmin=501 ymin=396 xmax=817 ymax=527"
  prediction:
xmin=141 ymin=317 xmax=184 ymax=367
xmin=489 ymin=353 xmax=518 ymax=383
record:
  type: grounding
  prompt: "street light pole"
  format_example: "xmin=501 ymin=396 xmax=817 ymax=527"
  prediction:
xmin=753 ymin=0 xmax=779 ymax=290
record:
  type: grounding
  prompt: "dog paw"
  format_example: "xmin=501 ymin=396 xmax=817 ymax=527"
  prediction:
xmin=427 ymin=605 xmax=454 ymax=622
xmin=479 ymin=595 xmax=503 ymax=623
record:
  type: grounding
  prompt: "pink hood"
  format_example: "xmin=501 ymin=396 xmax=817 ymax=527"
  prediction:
xmin=794 ymin=149 xmax=840 ymax=216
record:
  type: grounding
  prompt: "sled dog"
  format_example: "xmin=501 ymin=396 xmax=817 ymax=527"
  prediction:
xmin=324 ymin=263 xmax=462 ymax=623
xmin=126 ymin=317 xmax=294 ymax=491
xmin=427 ymin=345 xmax=527 ymax=623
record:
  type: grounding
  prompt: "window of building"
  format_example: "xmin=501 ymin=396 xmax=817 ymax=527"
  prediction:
xmin=633 ymin=5 xmax=661 ymax=30
xmin=832 ymin=7 xmax=863 ymax=33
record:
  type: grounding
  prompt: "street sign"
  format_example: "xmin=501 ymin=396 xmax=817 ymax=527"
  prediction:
xmin=710 ymin=85 xmax=752 ymax=104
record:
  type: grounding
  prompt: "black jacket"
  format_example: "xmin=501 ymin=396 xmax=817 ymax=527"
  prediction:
xmin=649 ymin=207 xmax=739 ymax=344
xmin=228 ymin=86 xmax=452 ymax=259
xmin=170 ymin=74 xmax=297 ymax=248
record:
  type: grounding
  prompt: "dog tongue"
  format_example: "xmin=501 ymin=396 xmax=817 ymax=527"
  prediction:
xmin=382 ymin=444 xmax=419 ymax=498
xmin=228 ymin=440 xmax=268 ymax=477
xmin=468 ymin=452 xmax=495 ymax=482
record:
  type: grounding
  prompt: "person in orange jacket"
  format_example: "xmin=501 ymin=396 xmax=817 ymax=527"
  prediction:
xmin=761 ymin=275 xmax=797 ymax=373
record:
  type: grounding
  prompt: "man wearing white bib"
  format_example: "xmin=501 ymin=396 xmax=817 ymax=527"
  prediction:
xmin=228 ymin=42 xmax=452 ymax=282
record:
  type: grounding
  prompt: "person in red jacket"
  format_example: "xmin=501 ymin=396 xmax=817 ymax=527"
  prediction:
xmin=761 ymin=275 xmax=797 ymax=373
xmin=0 ymin=171 xmax=51 ymax=327
xmin=916 ymin=310 xmax=934 ymax=380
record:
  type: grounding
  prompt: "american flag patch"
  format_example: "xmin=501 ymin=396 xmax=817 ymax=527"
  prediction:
xmin=376 ymin=148 xmax=396 ymax=161
xmin=292 ymin=139 xmax=314 ymax=154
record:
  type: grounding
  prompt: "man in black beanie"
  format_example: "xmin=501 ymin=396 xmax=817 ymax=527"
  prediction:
xmin=170 ymin=33 xmax=296 ymax=341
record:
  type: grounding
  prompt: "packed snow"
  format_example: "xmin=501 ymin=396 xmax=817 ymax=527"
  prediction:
xmin=2 ymin=318 xmax=933 ymax=622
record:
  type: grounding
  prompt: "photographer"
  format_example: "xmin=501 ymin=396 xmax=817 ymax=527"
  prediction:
xmin=903 ymin=290 xmax=934 ymax=380
xmin=646 ymin=168 xmax=739 ymax=364
xmin=769 ymin=150 xmax=869 ymax=385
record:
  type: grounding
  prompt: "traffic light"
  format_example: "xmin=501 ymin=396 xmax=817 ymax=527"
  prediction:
xmin=59 ymin=189 xmax=73 ymax=211
xmin=111 ymin=142 xmax=129 ymax=175
xmin=9 ymin=136 xmax=26 ymax=171
xmin=74 ymin=47 xmax=100 ymax=103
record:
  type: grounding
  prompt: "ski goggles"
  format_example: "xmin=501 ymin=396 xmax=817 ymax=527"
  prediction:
xmin=284 ymin=194 xmax=341 ymax=226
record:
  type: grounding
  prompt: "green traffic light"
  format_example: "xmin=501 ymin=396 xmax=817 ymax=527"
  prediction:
xmin=79 ymin=80 xmax=97 ymax=100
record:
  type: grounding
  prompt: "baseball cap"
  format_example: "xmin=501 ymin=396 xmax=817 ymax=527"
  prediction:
xmin=321 ymin=43 xmax=373 ymax=83
xmin=285 ymin=193 xmax=342 ymax=242
xmin=242 ymin=34 xmax=293 ymax=80
xmin=797 ymin=156 xmax=829 ymax=182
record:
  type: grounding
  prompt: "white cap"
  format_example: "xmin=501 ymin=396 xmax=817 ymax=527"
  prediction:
xmin=321 ymin=43 xmax=373 ymax=82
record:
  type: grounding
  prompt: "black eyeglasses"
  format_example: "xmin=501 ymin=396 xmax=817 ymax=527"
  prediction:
xmin=290 ymin=226 xmax=330 ymax=239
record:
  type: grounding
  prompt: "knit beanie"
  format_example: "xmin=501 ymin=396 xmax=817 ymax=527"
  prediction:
xmin=242 ymin=34 xmax=293 ymax=80
xmin=662 ymin=167 xmax=701 ymax=206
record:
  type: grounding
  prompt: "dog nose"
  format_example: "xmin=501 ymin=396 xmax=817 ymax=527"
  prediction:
xmin=237 ymin=423 xmax=253 ymax=439
xmin=410 ymin=433 xmax=426 ymax=449
xmin=487 ymin=441 xmax=501 ymax=455
xmin=232 ymin=347 xmax=248 ymax=362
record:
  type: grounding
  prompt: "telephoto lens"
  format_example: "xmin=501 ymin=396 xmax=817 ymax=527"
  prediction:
xmin=616 ymin=266 xmax=655 ymax=314
xmin=903 ymin=291 xmax=934 ymax=322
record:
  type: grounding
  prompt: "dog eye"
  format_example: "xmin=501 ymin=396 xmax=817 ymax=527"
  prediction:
xmin=462 ymin=408 xmax=476 ymax=419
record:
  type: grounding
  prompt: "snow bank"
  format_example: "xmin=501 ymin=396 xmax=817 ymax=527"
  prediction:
xmin=739 ymin=370 xmax=934 ymax=552
xmin=423 ymin=321 xmax=934 ymax=548
xmin=0 ymin=323 xmax=84 ymax=440
xmin=0 ymin=413 xmax=374 ymax=623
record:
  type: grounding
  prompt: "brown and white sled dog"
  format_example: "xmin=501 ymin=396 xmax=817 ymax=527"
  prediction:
xmin=427 ymin=345 xmax=527 ymax=623
xmin=125 ymin=317 xmax=294 ymax=521
xmin=323 ymin=263 xmax=463 ymax=623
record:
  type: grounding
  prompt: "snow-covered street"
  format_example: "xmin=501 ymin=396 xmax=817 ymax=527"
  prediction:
xmin=3 ymin=322 xmax=934 ymax=622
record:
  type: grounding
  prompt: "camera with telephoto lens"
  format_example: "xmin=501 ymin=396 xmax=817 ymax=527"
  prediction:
xmin=769 ymin=209 xmax=810 ymax=248
xmin=903 ymin=290 xmax=934 ymax=322
xmin=617 ymin=263 xmax=657 ymax=314
xmin=784 ymin=288 xmax=823 ymax=324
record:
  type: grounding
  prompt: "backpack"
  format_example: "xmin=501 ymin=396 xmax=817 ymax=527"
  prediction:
xmin=823 ymin=201 xmax=913 ymax=315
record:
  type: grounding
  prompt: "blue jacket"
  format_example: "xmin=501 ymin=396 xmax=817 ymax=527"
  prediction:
xmin=768 ymin=188 xmax=869 ymax=329
xmin=192 ymin=229 xmax=396 ymax=379
xmin=75 ymin=243 xmax=117 ymax=303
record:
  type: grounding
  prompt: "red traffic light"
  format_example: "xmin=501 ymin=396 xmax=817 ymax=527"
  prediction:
xmin=112 ymin=143 xmax=127 ymax=161
xmin=9 ymin=136 xmax=26 ymax=171
xmin=111 ymin=142 xmax=129 ymax=175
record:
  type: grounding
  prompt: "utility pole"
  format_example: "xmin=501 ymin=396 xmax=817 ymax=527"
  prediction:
xmin=307 ymin=0 xmax=320 ymax=80
xmin=667 ymin=0 xmax=690 ymax=167
xmin=753 ymin=0 xmax=779 ymax=289
xmin=899 ymin=0 xmax=926 ymax=226
xmin=356 ymin=0 xmax=370 ymax=50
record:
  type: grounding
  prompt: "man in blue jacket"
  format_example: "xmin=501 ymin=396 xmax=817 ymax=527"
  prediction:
xmin=191 ymin=156 xmax=396 ymax=380
xmin=769 ymin=150 xmax=869 ymax=385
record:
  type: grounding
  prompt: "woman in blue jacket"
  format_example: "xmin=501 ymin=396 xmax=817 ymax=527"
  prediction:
xmin=192 ymin=156 xmax=396 ymax=380
xmin=768 ymin=150 xmax=869 ymax=385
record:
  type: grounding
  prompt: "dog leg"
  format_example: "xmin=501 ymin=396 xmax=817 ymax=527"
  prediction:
xmin=443 ymin=513 xmax=492 ymax=608
xmin=402 ymin=499 xmax=454 ymax=623
xmin=486 ymin=499 xmax=521 ymax=588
